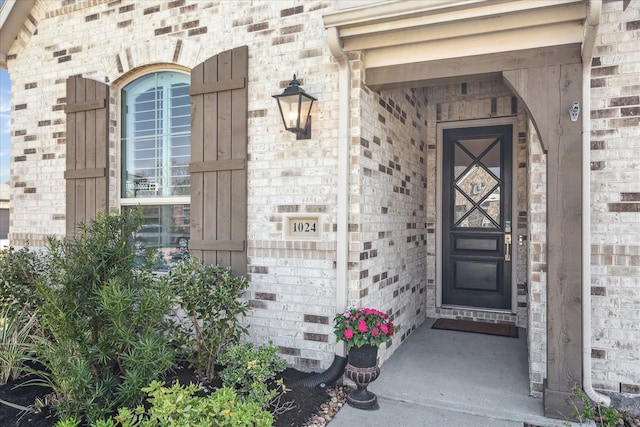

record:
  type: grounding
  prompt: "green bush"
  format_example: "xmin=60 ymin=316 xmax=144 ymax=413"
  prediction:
xmin=167 ymin=257 xmax=249 ymax=378
xmin=0 ymin=245 xmax=48 ymax=384
xmin=102 ymin=380 xmax=273 ymax=427
xmin=31 ymin=209 xmax=177 ymax=423
xmin=0 ymin=245 xmax=48 ymax=316
xmin=218 ymin=342 xmax=287 ymax=409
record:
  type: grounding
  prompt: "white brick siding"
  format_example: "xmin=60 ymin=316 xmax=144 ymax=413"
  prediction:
xmin=589 ymin=0 xmax=640 ymax=395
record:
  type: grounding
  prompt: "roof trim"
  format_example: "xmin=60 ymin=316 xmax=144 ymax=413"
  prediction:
xmin=323 ymin=0 xmax=589 ymax=90
xmin=0 ymin=0 xmax=37 ymax=69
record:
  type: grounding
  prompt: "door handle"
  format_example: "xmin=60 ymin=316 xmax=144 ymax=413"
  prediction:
xmin=504 ymin=234 xmax=512 ymax=262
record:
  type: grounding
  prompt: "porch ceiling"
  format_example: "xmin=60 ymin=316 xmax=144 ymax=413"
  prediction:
xmin=323 ymin=0 xmax=588 ymax=90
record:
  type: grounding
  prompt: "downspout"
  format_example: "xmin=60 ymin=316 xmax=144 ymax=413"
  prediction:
xmin=328 ymin=26 xmax=350 ymax=361
xmin=290 ymin=26 xmax=351 ymax=389
xmin=581 ymin=0 xmax=610 ymax=407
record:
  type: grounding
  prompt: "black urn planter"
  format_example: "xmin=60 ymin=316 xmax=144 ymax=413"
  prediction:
xmin=345 ymin=344 xmax=380 ymax=409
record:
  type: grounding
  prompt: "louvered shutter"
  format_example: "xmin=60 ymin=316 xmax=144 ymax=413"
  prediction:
xmin=64 ymin=77 xmax=110 ymax=237
xmin=189 ymin=46 xmax=248 ymax=276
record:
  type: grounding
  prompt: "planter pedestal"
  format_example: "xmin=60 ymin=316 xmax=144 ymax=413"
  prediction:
xmin=345 ymin=344 xmax=380 ymax=409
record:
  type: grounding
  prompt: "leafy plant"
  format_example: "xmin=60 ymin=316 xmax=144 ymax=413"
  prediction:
xmin=218 ymin=342 xmax=287 ymax=409
xmin=55 ymin=417 xmax=81 ymax=427
xmin=167 ymin=257 xmax=249 ymax=378
xmin=30 ymin=209 xmax=177 ymax=423
xmin=0 ymin=304 xmax=38 ymax=384
xmin=109 ymin=380 xmax=273 ymax=427
xmin=334 ymin=307 xmax=395 ymax=350
xmin=56 ymin=417 xmax=116 ymax=427
xmin=570 ymin=387 xmax=622 ymax=427
xmin=0 ymin=245 xmax=48 ymax=317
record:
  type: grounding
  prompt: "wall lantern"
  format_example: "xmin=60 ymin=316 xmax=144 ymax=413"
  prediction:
xmin=272 ymin=75 xmax=317 ymax=140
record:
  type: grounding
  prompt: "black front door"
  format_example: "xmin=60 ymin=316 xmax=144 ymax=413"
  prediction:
xmin=442 ymin=125 xmax=512 ymax=310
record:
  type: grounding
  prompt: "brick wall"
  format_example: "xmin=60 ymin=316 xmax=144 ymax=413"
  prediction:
xmin=589 ymin=0 xmax=640 ymax=395
xmin=354 ymin=83 xmax=429 ymax=360
xmin=527 ymin=124 xmax=547 ymax=397
xmin=7 ymin=0 xmax=344 ymax=369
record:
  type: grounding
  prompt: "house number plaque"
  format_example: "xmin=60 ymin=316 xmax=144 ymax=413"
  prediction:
xmin=285 ymin=215 xmax=320 ymax=239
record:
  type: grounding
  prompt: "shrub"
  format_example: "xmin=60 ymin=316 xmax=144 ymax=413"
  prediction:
xmin=103 ymin=380 xmax=273 ymax=427
xmin=0 ymin=245 xmax=48 ymax=384
xmin=31 ymin=209 xmax=176 ymax=423
xmin=167 ymin=257 xmax=249 ymax=378
xmin=0 ymin=245 xmax=48 ymax=316
xmin=218 ymin=342 xmax=287 ymax=409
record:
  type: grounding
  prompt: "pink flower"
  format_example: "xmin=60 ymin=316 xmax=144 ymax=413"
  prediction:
xmin=357 ymin=319 xmax=368 ymax=333
xmin=335 ymin=307 xmax=395 ymax=349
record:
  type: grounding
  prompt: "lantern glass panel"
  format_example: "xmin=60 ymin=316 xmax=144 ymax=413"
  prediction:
xmin=298 ymin=97 xmax=314 ymax=129
xmin=278 ymin=94 xmax=302 ymax=129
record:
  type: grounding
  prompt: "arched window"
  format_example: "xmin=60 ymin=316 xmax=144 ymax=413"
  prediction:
xmin=120 ymin=71 xmax=190 ymax=267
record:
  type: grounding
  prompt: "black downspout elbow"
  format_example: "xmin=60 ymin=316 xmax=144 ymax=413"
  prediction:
xmin=290 ymin=354 xmax=347 ymax=389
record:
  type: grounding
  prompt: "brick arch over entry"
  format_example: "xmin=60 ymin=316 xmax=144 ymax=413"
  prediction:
xmin=104 ymin=38 xmax=203 ymax=84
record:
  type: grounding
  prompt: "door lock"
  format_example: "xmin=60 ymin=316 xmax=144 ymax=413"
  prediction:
xmin=504 ymin=234 xmax=512 ymax=262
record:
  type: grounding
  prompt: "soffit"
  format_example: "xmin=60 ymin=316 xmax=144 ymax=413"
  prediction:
xmin=0 ymin=0 xmax=37 ymax=69
xmin=324 ymin=0 xmax=588 ymax=90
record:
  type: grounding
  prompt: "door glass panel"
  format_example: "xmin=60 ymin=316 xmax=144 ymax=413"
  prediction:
xmin=456 ymin=207 xmax=498 ymax=229
xmin=482 ymin=141 xmax=501 ymax=178
xmin=480 ymin=188 xmax=501 ymax=225
xmin=460 ymin=137 xmax=495 ymax=159
xmin=457 ymin=165 xmax=498 ymax=203
xmin=453 ymin=134 xmax=502 ymax=229
xmin=454 ymin=188 xmax=471 ymax=224
xmin=454 ymin=144 xmax=473 ymax=179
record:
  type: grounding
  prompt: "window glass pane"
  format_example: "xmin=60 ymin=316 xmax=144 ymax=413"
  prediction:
xmin=122 ymin=72 xmax=191 ymax=198
xmin=124 ymin=204 xmax=190 ymax=270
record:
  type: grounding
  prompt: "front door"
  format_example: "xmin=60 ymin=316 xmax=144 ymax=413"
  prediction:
xmin=442 ymin=125 xmax=512 ymax=310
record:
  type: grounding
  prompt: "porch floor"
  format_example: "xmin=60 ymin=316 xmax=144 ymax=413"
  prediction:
xmin=329 ymin=318 xmax=582 ymax=427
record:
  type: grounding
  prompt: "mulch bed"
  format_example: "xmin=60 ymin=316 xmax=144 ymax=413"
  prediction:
xmin=0 ymin=363 xmax=350 ymax=427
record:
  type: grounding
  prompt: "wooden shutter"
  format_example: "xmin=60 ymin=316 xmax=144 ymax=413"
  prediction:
xmin=64 ymin=77 xmax=110 ymax=238
xmin=189 ymin=46 xmax=248 ymax=276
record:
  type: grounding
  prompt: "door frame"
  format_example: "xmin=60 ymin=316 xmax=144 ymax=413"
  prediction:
xmin=436 ymin=117 xmax=518 ymax=313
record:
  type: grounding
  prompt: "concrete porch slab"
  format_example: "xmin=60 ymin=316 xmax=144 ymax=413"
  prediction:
xmin=328 ymin=318 xmax=586 ymax=427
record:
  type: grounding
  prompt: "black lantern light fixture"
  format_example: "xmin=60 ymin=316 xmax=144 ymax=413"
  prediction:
xmin=272 ymin=75 xmax=317 ymax=140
